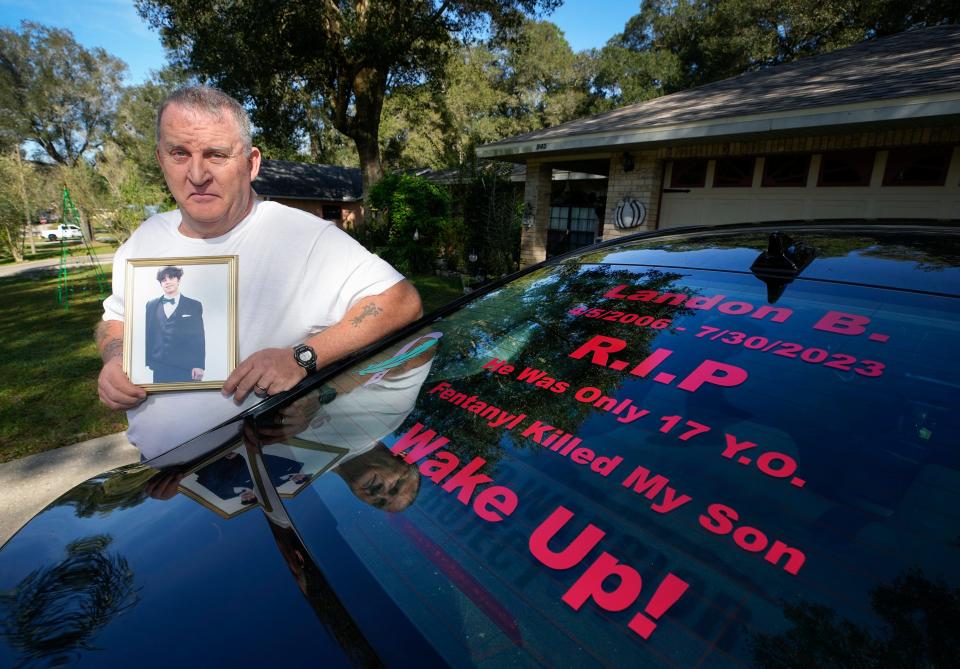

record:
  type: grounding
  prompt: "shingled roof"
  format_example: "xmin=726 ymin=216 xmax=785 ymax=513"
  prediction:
xmin=253 ymin=160 xmax=362 ymax=201
xmin=477 ymin=24 xmax=960 ymax=159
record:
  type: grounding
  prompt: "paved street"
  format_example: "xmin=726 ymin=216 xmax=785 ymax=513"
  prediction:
xmin=0 ymin=250 xmax=115 ymax=279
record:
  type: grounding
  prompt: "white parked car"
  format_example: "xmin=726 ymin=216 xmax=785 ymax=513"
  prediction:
xmin=36 ymin=224 xmax=83 ymax=241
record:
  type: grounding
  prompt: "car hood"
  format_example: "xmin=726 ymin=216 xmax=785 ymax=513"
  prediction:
xmin=4 ymin=223 xmax=958 ymax=667
xmin=0 ymin=463 xmax=361 ymax=668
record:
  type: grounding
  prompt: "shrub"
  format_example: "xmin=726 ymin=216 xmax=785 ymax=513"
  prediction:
xmin=357 ymin=173 xmax=452 ymax=275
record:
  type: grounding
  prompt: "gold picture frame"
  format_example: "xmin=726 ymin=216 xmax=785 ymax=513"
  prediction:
xmin=123 ymin=256 xmax=238 ymax=392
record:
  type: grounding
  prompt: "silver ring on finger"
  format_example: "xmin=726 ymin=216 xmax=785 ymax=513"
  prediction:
xmin=254 ymin=384 xmax=268 ymax=397
xmin=277 ymin=414 xmax=285 ymax=426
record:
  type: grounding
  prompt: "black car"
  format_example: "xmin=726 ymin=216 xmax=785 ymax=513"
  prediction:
xmin=2 ymin=223 xmax=958 ymax=668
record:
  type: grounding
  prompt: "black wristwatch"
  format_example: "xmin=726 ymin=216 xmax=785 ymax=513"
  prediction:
xmin=293 ymin=343 xmax=317 ymax=373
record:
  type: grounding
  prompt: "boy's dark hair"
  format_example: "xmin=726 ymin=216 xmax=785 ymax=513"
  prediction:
xmin=156 ymin=266 xmax=184 ymax=282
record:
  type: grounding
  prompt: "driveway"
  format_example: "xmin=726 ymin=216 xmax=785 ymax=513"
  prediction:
xmin=0 ymin=433 xmax=139 ymax=547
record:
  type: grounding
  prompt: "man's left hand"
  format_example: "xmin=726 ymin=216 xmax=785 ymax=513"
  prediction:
xmin=222 ymin=348 xmax=305 ymax=403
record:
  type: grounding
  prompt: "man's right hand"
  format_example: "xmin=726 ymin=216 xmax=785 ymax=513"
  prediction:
xmin=98 ymin=359 xmax=147 ymax=410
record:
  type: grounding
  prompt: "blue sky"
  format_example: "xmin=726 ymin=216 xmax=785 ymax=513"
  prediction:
xmin=0 ymin=0 xmax=639 ymax=84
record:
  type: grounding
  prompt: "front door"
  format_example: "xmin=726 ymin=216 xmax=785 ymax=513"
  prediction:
xmin=546 ymin=206 xmax=602 ymax=258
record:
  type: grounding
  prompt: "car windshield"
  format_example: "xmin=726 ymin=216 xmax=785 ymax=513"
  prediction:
xmin=251 ymin=228 xmax=959 ymax=666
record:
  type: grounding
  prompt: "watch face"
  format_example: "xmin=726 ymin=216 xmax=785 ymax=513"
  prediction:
xmin=295 ymin=344 xmax=316 ymax=368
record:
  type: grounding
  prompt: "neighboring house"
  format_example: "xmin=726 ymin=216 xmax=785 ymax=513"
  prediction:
xmin=253 ymin=160 xmax=364 ymax=227
xmin=476 ymin=24 xmax=960 ymax=267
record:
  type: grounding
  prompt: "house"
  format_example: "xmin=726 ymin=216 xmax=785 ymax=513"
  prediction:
xmin=253 ymin=160 xmax=364 ymax=227
xmin=476 ymin=24 xmax=960 ymax=267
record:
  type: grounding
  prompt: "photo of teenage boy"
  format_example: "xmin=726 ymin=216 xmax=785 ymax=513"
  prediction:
xmin=144 ymin=266 xmax=205 ymax=383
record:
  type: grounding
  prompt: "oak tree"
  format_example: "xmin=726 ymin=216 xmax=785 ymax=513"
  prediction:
xmin=595 ymin=0 xmax=959 ymax=104
xmin=0 ymin=22 xmax=126 ymax=166
xmin=136 ymin=0 xmax=561 ymax=195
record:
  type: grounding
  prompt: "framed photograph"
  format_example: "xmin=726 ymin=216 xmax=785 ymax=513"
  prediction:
xmin=123 ymin=256 xmax=238 ymax=392
xmin=178 ymin=443 xmax=260 ymax=519
xmin=264 ymin=439 xmax=348 ymax=498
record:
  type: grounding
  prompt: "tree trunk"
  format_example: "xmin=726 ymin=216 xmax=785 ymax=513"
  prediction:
xmin=79 ymin=213 xmax=94 ymax=243
xmin=2 ymin=226 xmax=24 ymax=263
xmin=355 ymin=135 xmax=383 ymax=201
xmin=336 ymin=65 xmax=387 ymax=200
xmin=307 ymin=128 xmax=321 ymax=162
xmin=13 ymin=149 xmax=36 ymax=255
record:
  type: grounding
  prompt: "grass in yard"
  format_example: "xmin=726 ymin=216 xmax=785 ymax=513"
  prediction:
xmin=0 ymin=267 xmax=126 ymax=464
xmin=409 ymin=274 xmax=463 ymax=313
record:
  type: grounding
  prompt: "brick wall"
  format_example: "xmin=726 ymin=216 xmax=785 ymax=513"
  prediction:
xmin=520 ymin=161 xmax=553 ymax=267
xmin=603 ymin=150 xmax=662 ymax=240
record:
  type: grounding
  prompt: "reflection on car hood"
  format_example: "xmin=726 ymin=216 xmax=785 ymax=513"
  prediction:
xmin=0 ymin=466 xmax=355 ymax=667
xmin=587 ymin=224 xmax=960 ymax=296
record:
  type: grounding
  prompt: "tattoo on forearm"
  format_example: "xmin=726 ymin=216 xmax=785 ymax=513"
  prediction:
xmin=351 ymin=303 xmax=383 ymax=327
xmin=95 ymin=322 xmax=110 ymax=345
xmin=102 ymin=338 xmax=123 ymax=362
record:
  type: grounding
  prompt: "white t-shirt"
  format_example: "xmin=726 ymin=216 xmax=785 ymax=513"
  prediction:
xmin=103 ymin=199 xmax=404 ymax=460
xmin=301 ymin=357 xmax=434 ymax=460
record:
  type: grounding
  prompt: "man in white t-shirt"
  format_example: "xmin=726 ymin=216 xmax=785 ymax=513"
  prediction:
xmin=96 ymin=86 xmax=422 ymax=459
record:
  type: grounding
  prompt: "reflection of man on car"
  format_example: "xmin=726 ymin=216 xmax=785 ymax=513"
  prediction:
xmin=252 ymin=333 xmax=437 ymax=512
xmin=333 ymin=443 xmax=420 ymax=511
xmin=265 ymin=457 xmax=309 ymax=487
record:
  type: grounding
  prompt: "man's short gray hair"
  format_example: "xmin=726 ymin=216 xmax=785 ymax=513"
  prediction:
xmin=156 ymin=86 xmax=253 ymax=154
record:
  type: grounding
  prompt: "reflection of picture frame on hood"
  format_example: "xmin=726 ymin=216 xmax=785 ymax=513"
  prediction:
xmin=122 ymin=256 xmax=238 ymax=392
xmin=178 ymin=442 xmax=259 ymax=519
xmin=265 ymin=440 xmax=348 ymax=499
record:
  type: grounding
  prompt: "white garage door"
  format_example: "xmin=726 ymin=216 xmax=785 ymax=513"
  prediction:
xmin=659 ymin=148 xmax=960 ymax=229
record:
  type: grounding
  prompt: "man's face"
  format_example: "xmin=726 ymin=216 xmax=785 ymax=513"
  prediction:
xmin=160 ymin=275 xmax=180 ymax=296
xmin=156 ymin=104 xmax=261 ymax=239
xmin=348 ymin=454 xmax=419 ymax=512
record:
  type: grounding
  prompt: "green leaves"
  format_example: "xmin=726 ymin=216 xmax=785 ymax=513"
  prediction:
xmin=0 ymin=22 xmax=126 ymax=166
xmin=379 ymin=18 xmax=593 ymax=170
xmin=359 ymin=172 xmax=452 ymax=274
xmin=595 ymin=0 xmax=960 ymax=102
xmin=136 ymin=0 xmax=562 ymax=193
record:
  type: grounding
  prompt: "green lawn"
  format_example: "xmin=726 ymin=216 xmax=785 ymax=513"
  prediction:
xmin=412 ymin=274 xmax=463 ymax=313
xmin=0 ymin=269 xmax=464 ymax=463
xmin=0 ymin=267 xmax=126 ymax=463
